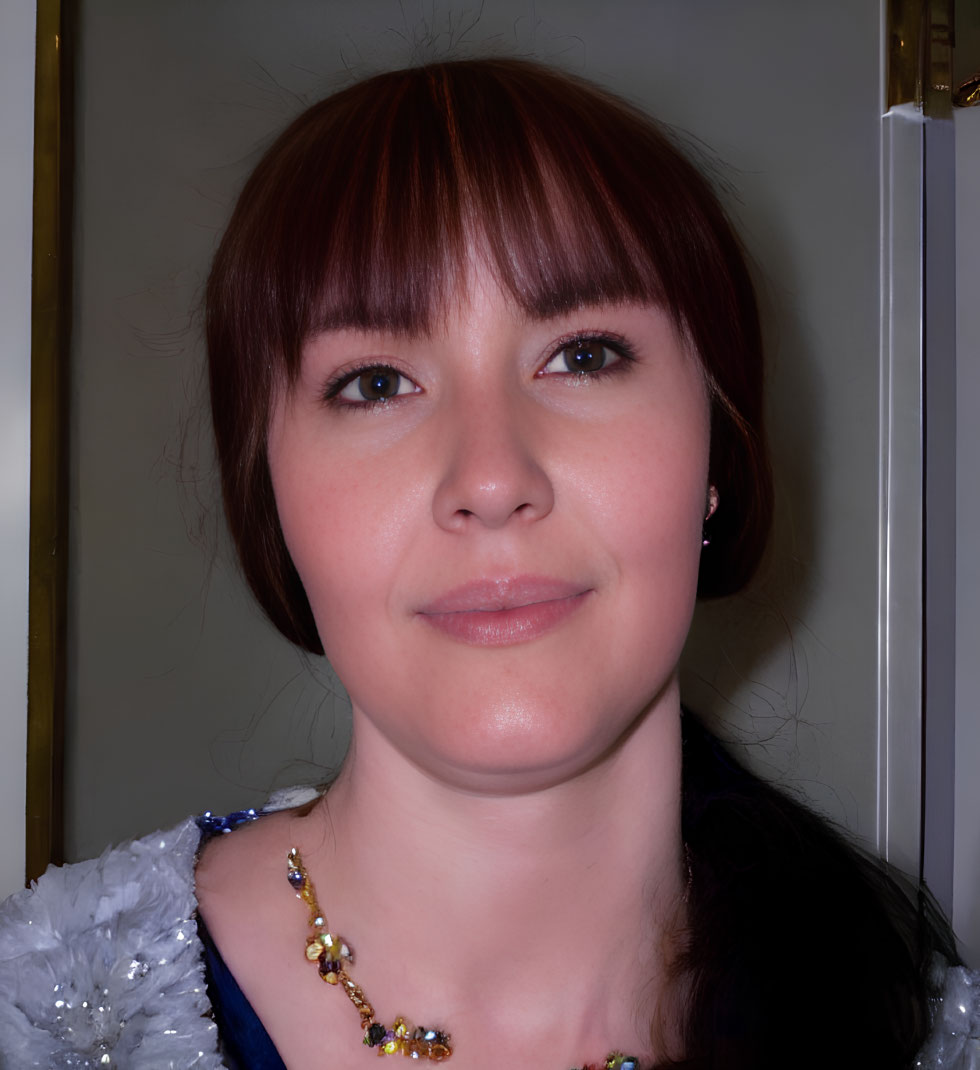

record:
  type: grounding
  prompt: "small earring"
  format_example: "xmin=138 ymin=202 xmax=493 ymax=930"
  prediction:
xmin=702 ymin=486 xmax=719 ymax=549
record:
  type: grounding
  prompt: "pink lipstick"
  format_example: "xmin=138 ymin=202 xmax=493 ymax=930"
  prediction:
xmin=417 ymin=577 xmax=592 ymax=646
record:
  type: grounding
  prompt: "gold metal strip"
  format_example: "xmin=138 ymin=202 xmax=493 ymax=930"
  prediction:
xmin=888 ymin=0 xmax=954 ymax=117
xmin=953 ymin=0 xmax=980 ymax=107
xmin=27 ymin=0 xmax=73 ymax=883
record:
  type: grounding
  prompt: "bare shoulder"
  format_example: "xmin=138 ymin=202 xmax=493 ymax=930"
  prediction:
xmin=193 ymin=795 xmax=351 ymax=1063
xmin=196 ymin=787 xmax=322 ymax=899
xmin=196 ymin=806 xmax=307 ymax=919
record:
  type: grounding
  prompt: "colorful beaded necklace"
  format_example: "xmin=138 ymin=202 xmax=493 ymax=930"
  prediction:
xmin=287 ymin=847 xmax=642 ymax=1069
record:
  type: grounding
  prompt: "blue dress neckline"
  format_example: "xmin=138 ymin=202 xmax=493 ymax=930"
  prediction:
xmin=196 ymin=807 xmax=287 ymax=1070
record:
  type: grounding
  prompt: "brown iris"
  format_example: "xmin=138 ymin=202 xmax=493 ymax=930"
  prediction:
xmin=357 ymin=367 xmax=402 ymax=400
xmin=561 ymin=342 xmax=609 ymax=373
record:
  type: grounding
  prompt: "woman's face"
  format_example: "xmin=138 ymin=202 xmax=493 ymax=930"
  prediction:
xmin=267 ymin=261 xmax=711 ymax=792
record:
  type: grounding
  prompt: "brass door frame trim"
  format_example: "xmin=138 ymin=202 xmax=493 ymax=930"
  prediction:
xmin=888 ymin=0 xmax=954 ymax=116
xmin=27 ymin=0 xmax=73 ymax=883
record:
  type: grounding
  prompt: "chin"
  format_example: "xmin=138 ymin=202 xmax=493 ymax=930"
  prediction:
xmin=394 ymin=683 xmax=672 ymax=795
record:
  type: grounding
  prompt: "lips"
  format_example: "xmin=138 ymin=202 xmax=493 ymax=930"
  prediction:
xmin=417 ymin=577 xmax=592 ymax=646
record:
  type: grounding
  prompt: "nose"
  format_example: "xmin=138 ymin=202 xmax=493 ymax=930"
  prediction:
xmin=431 ymin=398 xmax=555 ymax=533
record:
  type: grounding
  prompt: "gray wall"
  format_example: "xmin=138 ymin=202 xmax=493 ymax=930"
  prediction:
xmin=0 ymin=0 xmax=35 ymax=899
xmin=65 ymin=0 xmax=919 ymax=896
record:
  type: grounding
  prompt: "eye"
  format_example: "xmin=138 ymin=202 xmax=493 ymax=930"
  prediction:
xmin=330 ymin=365 xmax=420 ymax=405
xmin=540 ymin=338 xmax=627 ymax=377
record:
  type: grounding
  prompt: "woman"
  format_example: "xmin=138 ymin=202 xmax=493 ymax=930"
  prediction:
xmin=1 ymin=58 xmax=977 ymax=1070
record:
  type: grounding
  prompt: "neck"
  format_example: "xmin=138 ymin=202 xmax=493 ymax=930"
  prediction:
xmin=288 ymin=687 xmax=686 ymax=1066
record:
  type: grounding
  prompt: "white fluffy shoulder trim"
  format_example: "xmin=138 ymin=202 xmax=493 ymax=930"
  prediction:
xmin=916 ymin=960 xmax=980 ymax=1068
xmin=0 ymin=818 xmax=224 ymax=1070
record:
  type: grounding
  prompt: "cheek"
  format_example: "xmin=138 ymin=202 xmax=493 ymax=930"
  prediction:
xmin=273 ymin=466 xmax=401 ymax=610
xmin=268 ymin=429 xmax=436 ymax=666
xmin=585 ymin=409 xmax=710 ymax=651
xmin=578 ymin=405 xmax=710 ymax=562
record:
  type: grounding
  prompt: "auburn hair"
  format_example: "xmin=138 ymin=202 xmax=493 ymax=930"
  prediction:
xmin=207 ymin=58 xmax=772 ymax=655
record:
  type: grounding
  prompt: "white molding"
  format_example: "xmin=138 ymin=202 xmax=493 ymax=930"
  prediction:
xmin=953 ymin=105 xmax=980 ymax=966
xmin=877 ymin=104 xmax=926 ymax=877
xmin=921 ymin=113 xmax=957 ymax=916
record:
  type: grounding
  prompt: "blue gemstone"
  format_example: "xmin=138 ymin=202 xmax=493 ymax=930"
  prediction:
xmin=225 ymin=808 xmax=260 ymax=828
xmin=196 ymin=808 xmax=266 ymax=837
xmin=196 ymin=812 xmax=228 ymax=834
xmin=287 ymin=868 xmax=304 ymax=888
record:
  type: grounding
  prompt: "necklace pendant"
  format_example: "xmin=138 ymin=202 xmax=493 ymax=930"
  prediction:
xmin=289 ymin=847 xmax=453 ymax=1061
xmin=605 ymin=1055 xmax=639 ymax=1070
xmin=569 ymin=1054 xmax=640 ymax=1070
xmin=287 ymin=848 xmax=632 ymax=1066
xmin=363 ymin=1018 xmax=451 ymax=1060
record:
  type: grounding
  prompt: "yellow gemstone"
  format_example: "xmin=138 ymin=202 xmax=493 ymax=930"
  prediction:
xmin=393 ymin=1017 xmax=413 ymax=1038
xmin=323 ymin=970 xmax=339 ymax=985
xmin=383 ymin=1038 xmax=401 ymax=1055
xmin=305 ymin=939 xmax=322 ymax=961
xmin=319 ymin=931 xmax=349 ymax=956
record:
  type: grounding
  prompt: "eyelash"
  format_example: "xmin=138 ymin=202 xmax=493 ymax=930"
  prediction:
xmin=322 ymin=365 xmax=420 ymax=409
xmin=321 ymin=332 xmax=637 ymax=410
xmin=538 ymin=332 xmax=637 ymax=382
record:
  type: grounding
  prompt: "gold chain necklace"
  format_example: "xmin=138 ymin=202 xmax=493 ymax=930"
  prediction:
xmin=287 ymin=847 xmax=641 ymax=1069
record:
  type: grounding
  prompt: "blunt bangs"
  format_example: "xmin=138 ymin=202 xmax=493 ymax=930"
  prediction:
xmin=223 ymin=61 xmax=720 ymax=366
xmin=207 ymin=59 xmax=772 ymax=653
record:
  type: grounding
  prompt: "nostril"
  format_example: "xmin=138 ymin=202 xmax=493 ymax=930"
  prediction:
xmin=455 ymin=502 xmax=533 ymax=522
xmin=433 ymin=452 xmax=555 ymax=532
